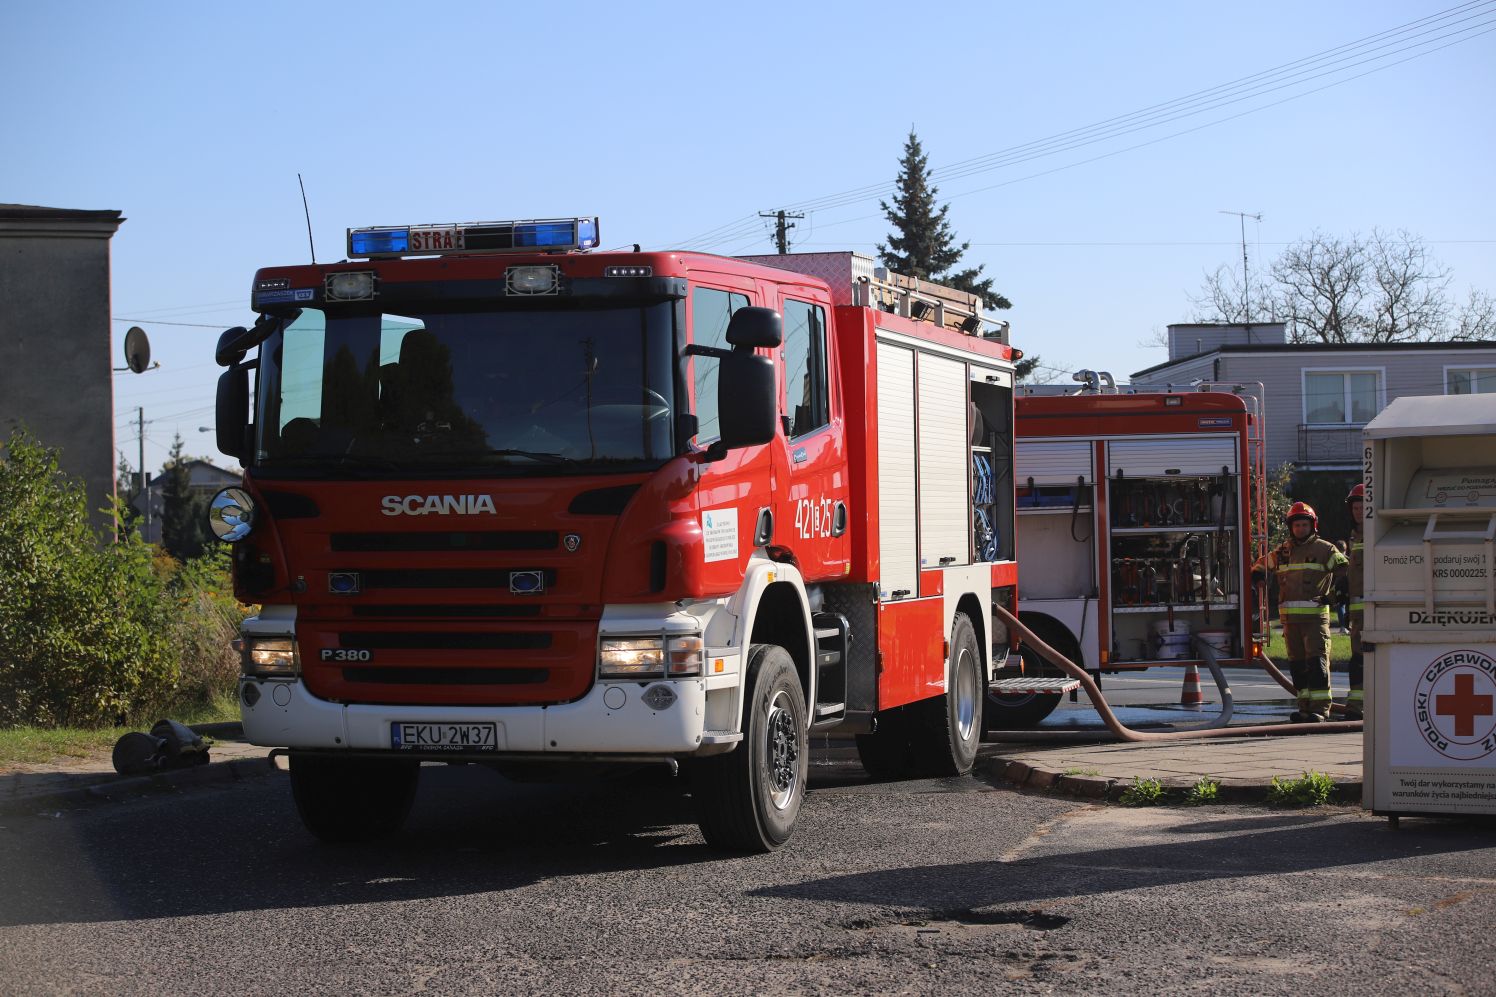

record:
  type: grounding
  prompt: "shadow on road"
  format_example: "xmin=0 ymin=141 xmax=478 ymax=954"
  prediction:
xmin=748 ymin=815 xmax=1495 ymax=913
xmin=0 ymin=765 xmax=720 ymax=928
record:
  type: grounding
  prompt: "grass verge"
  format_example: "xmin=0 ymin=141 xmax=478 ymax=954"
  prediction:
xmin=1262 ymin=626 xmax=1352 ymax=670
xmin=0 ymin=691 xmax=240 ymax=770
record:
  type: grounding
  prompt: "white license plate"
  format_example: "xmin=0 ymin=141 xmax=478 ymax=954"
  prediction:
xmin=391 ymin=722 xmax=498 ymax=752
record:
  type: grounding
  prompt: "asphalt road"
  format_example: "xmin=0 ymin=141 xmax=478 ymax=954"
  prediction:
xmin=2 ymin=759 xmax=1493 ymax=995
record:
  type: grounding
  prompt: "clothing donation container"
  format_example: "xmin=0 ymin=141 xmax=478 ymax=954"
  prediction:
xmin=1363 ymin=394 xmax=1496 ymax=819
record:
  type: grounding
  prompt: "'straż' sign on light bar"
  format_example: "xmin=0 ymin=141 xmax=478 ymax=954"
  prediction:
xmin=348 ymin=218 xmax=600 ymax=258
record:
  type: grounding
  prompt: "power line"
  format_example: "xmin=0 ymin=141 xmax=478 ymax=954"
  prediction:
xmin=666 ymin=3 xmax=1496 ymax=251
xmin=112 ymin=317 xmax=234 ymax=329
xmin=778 ymin=3 xmax=1496 ymax=217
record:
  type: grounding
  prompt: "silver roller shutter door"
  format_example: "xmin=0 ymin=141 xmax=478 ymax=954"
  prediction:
xmin=1016 ymin=441 xmax=1093 ymax=485
xmin=876 ymin=343 xmax=918 ymax=598
xmin=1107 ymin=437 xmax=1237 ymax=477
xmin=918 ymin=353 xmax=971 ymax=567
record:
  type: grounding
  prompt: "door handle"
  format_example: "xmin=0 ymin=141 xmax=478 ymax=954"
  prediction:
xmin=831 ymin=501 xmax=848 ymax=537
xmin=754 ymin=507 xmax=774 ymax=546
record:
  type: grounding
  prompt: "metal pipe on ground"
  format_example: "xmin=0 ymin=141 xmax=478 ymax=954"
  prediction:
xmin=988 ymin=605 xmax=1361 ymax=743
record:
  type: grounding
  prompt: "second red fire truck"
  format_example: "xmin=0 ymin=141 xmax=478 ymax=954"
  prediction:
xmin=998 ymin=379 xmax=1269 ymax=725
xmin=209 ymin=223 xmax=1019 ymax=851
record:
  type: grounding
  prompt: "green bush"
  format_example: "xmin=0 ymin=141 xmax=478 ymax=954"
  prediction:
xmin=1119 ymin=777 xmax=1167 ymax=806
xmin=1266 ymin=771 xmax=1337 ymax=807
xmin=0 ymin=431 xmax=245 ymax=727
xmin=1185 ymin=777 xmax=1221 ymax=805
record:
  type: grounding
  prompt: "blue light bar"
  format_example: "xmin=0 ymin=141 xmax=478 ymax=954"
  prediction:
xmin=349 ymin=227 xmax=409 ymax=258
xmin=347 ymin=217 xmax=599 ymax=258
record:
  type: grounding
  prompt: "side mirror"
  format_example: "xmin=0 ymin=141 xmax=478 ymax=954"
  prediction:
xmin=215 ymin=312 xmax=289 ymax=367
xmin=718 ymin=352 xmax=777 ymax=450
xmin=725 ymin=307 xmax=782 ymax=349
xmin=216 ymin=366 xmax=250 ymax=461
xmin=216 ymin=327 xmax=256 ymax=367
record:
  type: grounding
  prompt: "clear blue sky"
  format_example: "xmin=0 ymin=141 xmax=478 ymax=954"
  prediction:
xmin=4 ymin=1 xmax=1493 ymax=475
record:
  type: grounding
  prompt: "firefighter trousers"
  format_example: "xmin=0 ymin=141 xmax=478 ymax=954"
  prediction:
xmin=1283 ymin=613 xmax=1332 ymax=719
xmin=1346 ymin=620 xmax=1363 ymax=719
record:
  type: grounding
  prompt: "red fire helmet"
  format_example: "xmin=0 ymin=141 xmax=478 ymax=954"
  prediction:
xmin=1286 ymin=501 xmax=1318 ymax=531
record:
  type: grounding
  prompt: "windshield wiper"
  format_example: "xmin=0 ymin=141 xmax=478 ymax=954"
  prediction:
xmin=257 ymin=454 xmax=402 ymax=476
xmin=479 ymin=449 xmax=575 ymax=465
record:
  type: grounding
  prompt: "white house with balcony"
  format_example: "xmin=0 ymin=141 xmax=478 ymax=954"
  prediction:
xmin=1131 ymin=323 xmax=1496 ymax=471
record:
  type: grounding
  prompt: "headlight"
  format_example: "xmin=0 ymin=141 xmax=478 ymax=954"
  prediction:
xmin=598 ymin=635 xmax=703 ymax=679
xmin=666 ymin=635 xmax=704 ymax=677
xmin=599 ymin=637 xmax=664 ymax=678
xmin=239 ymin=637 xmax=299 ymax=678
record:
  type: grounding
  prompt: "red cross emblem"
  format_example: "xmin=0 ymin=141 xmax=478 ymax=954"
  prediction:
xmin=1436 ymin=672 xmax=1495 ymax=738
xmin=1413 ymin=651 xmax=1496 ymax=762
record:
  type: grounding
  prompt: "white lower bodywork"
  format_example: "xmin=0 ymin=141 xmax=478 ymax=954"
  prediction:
xmin=241 ymin=673 xmax=715 ymax=755
xmin=239 ymin=597 xmax=757 ymax=757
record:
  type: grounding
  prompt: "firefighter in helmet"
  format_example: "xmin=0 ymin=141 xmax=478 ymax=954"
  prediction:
xmin=1342 ymin=484 xmax=1366 ymax=720
xmin=1252 ymin=501 xmax=1349 ymax=721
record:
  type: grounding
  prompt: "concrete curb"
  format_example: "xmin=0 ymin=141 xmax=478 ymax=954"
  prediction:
xmin=986 ymin=756 xmax=1363 ymax=806
xmin=0 ymin=754 xmax=280 ymax=816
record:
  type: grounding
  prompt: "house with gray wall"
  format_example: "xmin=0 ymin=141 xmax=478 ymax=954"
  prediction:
xmin=0 ymin=204 xmax=125 ymax=531
xmin=1131 ymin=322 xmax=1496 ymax=472
xmin=130 ymin=458 xmax=241 ymax=545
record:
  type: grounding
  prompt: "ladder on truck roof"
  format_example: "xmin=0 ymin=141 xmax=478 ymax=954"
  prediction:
xmin=736 ymin=251 xmax=1003 ymax=341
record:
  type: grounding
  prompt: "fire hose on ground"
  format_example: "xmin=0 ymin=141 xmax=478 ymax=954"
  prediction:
xmin=990 ymin=604 xmax=1362 ymax=743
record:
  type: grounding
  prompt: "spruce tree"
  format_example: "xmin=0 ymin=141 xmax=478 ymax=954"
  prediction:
xmin=877 ymin=129 xmax=1012 ymax=311
xmin=160 ymin=434 xmax=209 ymax=561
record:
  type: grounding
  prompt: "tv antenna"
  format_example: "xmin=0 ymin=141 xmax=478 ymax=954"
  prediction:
xmin=1219 ymin=210 xmax=1262 ymax=323
xmin=299 ymin=173 xmax=317 ymax=264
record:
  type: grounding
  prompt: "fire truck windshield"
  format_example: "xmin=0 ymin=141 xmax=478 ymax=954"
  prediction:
xmin=253 ymin=303 xmax=677 ymax=475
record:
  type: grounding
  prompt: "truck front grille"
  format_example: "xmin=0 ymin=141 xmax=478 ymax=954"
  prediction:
xmin=359 ymin=568 xmax=558 ymax=590
xmin=342 ymin=666 xmax=549 ymax=686
xmin=330 ymin=531 xmax=557 ymax=552
xmin=337 ymin=631 xmax=551 ymax=650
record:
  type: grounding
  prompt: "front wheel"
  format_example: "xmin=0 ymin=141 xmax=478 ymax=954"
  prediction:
xmin=289 ymin=754 xmax=420 ymax=844
xmin=693 ymin=644 xmax=807 ymax=853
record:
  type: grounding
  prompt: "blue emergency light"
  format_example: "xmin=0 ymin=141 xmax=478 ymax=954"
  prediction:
xmin=347 ymin=217 xmax=600 ymax=258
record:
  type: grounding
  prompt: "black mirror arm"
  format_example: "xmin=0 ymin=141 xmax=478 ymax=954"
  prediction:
xmin=683 ymin=344 xmax=734 ymax=361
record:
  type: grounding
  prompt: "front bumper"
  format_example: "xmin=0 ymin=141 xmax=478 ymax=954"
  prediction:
xmin=240 ymin=675 xmax=711 ymax=756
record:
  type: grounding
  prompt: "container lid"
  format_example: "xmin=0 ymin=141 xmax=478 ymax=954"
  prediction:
xmin=1364 ymin=394 xmax=1496 ymax=439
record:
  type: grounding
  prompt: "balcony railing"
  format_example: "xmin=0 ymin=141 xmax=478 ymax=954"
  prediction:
xmin=1297 ymin=424 xmax=1364 ymax=465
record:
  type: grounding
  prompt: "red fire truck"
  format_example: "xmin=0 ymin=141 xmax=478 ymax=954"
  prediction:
xmin=994 ymin=379 xmax=1268 ymax=726
xmin=208 ymin=222 xmax=1019 ymax=851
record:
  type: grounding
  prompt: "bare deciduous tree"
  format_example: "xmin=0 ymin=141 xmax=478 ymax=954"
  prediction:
xmin=1190 ymin=229 xmax=1484 ymax=345
xmin=1365 ymin=228 xmax=1450 ymax=342
xmin=1272 ymin=231 xmax=1368 ymax=343
xmin=1188 ymin=263 xmax=1278 ymax=325
xmin=1454 ymin=289 xmax=1496 ymax=341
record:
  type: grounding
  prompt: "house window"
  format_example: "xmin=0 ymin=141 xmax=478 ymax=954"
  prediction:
xmin=1447 ymin=367 xmax=1496 ymax=395
xmin=1304 ymin=371 xmax=1379 ymax=425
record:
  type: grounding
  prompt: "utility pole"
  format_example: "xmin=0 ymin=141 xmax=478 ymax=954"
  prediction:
xmin=759 ymin=209 xmax=805 ymax=255
xmin=138 ymin=406 xmax=150 ymax=535
xmin=1219 ymin=210 xmax=1262 ymax=324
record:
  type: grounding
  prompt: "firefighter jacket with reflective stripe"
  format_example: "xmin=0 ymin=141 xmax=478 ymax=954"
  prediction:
xmin=1253 ymin=534 xmax=1348 ymax=613
xmin=1347 ymin=527 xmax=1364 ymax=615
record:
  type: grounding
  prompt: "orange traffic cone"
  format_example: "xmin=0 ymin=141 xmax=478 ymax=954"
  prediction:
xmin=1180 ymin=663 xmax=1204 ymax=709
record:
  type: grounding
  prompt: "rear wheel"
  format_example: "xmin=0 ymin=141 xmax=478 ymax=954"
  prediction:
xmin=984 ymin=615 xmax=1073 ymax=731
xmin=909 ymin=612 xmax=983 ymax=776
xmin=289 ymin=754 xmax=420 ymax=844
xmin=693 ymin=644 xmax=807 ymax=853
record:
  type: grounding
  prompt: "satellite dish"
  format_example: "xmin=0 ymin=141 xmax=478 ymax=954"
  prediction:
xmin=124 ymin=326 xmax=152 ymax=374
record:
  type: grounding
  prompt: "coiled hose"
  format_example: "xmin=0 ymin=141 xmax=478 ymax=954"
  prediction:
xmin=991 ymin=604 xmax=1362 ymax=742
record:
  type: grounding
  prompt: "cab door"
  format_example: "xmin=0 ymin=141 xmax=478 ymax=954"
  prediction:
xmin=776 ymin=289 xmax=849 ymax=580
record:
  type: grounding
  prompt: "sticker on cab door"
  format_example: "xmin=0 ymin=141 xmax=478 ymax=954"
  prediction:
xmin=702 ymin=508 xmax=739 ymax=562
